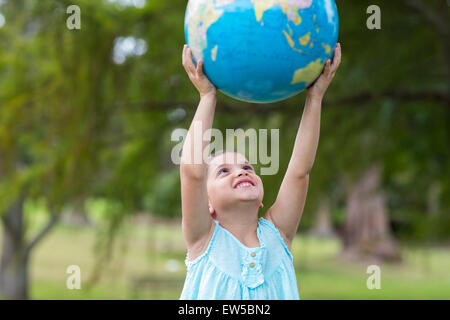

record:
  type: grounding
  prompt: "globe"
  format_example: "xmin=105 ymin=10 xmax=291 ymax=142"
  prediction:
xmin=184 ymin=0 xmax=339 ymax=103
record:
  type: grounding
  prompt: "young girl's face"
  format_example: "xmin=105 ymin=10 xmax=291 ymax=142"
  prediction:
xmin=206 ymin=152 xmax=264 ymax=214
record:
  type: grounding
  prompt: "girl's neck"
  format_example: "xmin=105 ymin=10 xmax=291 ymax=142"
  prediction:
xmin=215 ymin=205 xmax=260 ymax=248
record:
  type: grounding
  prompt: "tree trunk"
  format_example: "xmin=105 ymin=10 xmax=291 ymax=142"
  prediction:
xmin=427 ymin=182 xmax=441 ymax=217
xmin=311 ymin=198 xmax=336 ymax=238
xmin=61 ymin=208 xmax=91 ymax=227
xmin=0 ymin=196 xmax=29 ymax=300
xmin=341 ymin=165 xmax=402 ymax=262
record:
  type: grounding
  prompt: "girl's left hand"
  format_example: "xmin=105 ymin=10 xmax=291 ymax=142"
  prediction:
xmin=307 ymin=42 xmax=341 ymax=99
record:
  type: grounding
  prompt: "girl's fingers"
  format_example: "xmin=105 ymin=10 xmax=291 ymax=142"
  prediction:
xmin=196 ymin=59 xmax=204 ymax=76
xmin=183 ymin=46 xmax=197 ymax=75
xmin=182 ymin=46 xmax=193 ymax=75
xmin=182 ymin=45 xmax=190 ymax=68
xmin=186 ymin=49 xmax=196 ymax=74
xmin=331 ymin=43 xmax=341 ymax=73
xmin=324 ymin=59 xmax=331 ymax=75
xmin=182 ymin=45 xmax=187 ymax=66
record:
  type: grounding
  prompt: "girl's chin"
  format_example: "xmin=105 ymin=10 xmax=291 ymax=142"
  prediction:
xmin=235 ymin=192 xmax=260 ymax=201
xmin=233 ymin=186 xmax=258 ymax=192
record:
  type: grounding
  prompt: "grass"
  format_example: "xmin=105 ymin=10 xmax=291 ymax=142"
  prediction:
xmin=3 ymin=218 xmax=450 ymax=299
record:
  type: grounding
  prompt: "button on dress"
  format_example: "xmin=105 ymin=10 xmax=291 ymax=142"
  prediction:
xmin=180 ymin=217 xmax=300 ymax=300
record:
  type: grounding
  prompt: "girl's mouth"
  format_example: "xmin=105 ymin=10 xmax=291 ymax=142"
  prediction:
xmin=234 ymin=179 xmax=255 ymax=189
xmin=236 ymin=181 xmax=254 ymax=189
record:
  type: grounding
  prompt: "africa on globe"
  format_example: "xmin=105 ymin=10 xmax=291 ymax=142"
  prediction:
xmin=184 ymin=0 xmax=339 ymax=103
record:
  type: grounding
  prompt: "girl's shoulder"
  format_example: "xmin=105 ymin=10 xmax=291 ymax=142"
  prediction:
xmin=258 ymin=217 xmax=293 ymax=261
xmin=185 ymin=217 xmax=294 ymax=270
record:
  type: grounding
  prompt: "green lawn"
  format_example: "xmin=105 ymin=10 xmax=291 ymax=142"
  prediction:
xmin=3 ymin=219 xmax=450 ymax=299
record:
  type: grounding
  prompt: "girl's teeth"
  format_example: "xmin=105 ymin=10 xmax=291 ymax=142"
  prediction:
xmin=237 ymin=182 xmax=252 ymax=188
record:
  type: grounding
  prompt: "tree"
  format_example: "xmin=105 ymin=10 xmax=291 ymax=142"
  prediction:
xmin=0 ymin=0 xmax=162 ymax=299
xmin=1 ymin=0 xmax=449 ymax=299
xmin=342 ymin=165 xmax=401 ymax=262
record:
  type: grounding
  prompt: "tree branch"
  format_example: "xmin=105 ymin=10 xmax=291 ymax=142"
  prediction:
xmin=406 ymin=0 xmax=448 ymax=36
xmin=331 ymin=90 xmax=450 ymax=107
xmin=122 ymin=90 xmax=450 ymax=114
xmin=25 ymin=213 xmax=59 ymax=256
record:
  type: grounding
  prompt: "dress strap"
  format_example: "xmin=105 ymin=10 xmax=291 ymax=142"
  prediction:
xmin=258 ymin=217 xmax=293 ymax=261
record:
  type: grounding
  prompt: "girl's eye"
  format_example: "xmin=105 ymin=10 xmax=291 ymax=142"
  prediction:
xmin=218 ymin=168 xmax=228 ymax=175
xmin=243 ymin=165 xmax=253 ymax=171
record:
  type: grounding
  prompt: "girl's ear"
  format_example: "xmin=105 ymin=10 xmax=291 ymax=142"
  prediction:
xmin=208 ymin=203 xmax=215 ymax=215
xmin=259 ymin=203 xmax=264 ymax=209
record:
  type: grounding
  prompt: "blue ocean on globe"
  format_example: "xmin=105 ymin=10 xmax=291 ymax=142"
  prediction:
xmin=185 ymin=0 xmax=339 ymax=103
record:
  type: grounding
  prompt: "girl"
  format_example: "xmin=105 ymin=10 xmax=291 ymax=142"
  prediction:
xmin=179 ymin=43 xmax=341 ymax=299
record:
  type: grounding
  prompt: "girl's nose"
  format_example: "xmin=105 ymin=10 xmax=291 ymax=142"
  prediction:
xmin=237 ymin=170 xmax=248 ymax=177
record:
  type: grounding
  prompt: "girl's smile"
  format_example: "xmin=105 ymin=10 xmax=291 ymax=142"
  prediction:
xmin=233 ymin=178 xmax=255 ymax=189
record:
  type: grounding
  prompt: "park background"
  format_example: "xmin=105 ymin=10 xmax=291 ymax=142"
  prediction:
xmin=0 ymin=0 xmax=449 ymax=299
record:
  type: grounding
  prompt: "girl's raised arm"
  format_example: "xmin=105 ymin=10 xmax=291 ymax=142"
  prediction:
xmin=264 ymin=44 xmax=341 ymax=249
xmin=180 ymin=45 xmax=216 ymax=255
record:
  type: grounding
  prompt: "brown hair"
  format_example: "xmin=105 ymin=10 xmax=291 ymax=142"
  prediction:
xmin=206 ymin=150 xmax=248 ymax=174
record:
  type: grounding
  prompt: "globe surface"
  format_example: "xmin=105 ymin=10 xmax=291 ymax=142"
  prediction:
xmin=185 ymin=0 xmax=339 ymax=103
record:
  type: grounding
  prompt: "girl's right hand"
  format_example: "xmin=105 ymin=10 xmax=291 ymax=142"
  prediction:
xmin=182 ymin=44 xmax=217 ymax=98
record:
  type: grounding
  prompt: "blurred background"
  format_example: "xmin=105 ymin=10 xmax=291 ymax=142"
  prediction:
xmin=0 ymin=0 xmax=449 ymax=299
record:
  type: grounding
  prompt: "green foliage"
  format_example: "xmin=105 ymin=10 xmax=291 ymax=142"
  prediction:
xmin=0 ymin=0 xmax=448 ymax=241
xmin=0 ymin=0 xmax=448 ymax=300
xmin=143 ymin=169 xmax=181 ymax=218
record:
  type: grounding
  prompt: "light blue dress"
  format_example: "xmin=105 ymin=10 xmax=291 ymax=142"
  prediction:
xmin=180 ymin=217 xmax=300 ymax=300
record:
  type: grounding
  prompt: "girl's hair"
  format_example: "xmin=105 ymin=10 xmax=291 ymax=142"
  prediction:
xmin=207 ymin=150 xmax=247 ymax=163
xmin=206 ymin=150 xmax=247 ymax=174
xmin=207 ymin=149 xmax=227 ymax=163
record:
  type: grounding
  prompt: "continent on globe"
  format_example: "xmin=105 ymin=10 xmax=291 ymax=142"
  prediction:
xmin=251 ymin=0 xmax=313 ymax=24
xmin=185 ymin=0 xmax=339 ymax=103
